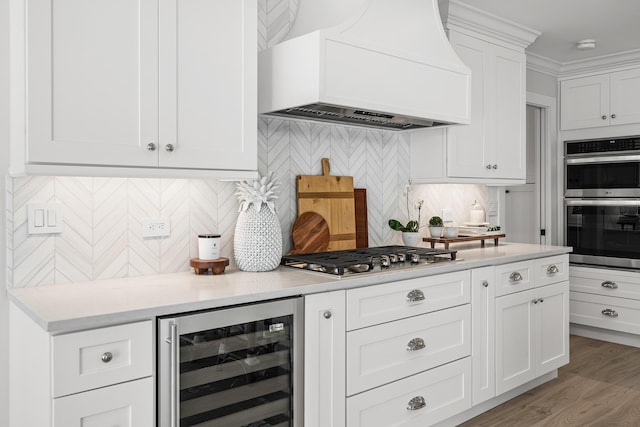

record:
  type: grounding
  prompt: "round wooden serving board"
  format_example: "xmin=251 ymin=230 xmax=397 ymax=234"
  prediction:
xmin=288 ymin=211 xmax=330 ymax=255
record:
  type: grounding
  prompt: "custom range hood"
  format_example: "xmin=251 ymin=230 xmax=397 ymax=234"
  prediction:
xmin=259 ymin=0 xmax=471 ymax=131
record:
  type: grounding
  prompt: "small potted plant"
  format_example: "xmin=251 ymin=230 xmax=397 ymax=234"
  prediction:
xmin=388 ymin=179 xmax=423 ymax=246
xmin=428 ymin=216 xmax=444 ymax=238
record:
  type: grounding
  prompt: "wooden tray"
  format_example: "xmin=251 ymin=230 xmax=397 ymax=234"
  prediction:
xmin=423 ymin=234 xmax=506 ymax=249
xmin=190 ymin=257 xmax=229 ymax=275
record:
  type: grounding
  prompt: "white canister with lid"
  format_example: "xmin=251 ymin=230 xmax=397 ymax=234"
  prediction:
xmin=470 ymin=200 xmax=486 ymax=225
xmin=198 ymin=234 xmax=221 ymax=260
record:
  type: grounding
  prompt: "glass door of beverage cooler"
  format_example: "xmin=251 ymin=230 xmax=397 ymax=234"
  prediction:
xmin=158 ymin=298 xmax=303 ymax=427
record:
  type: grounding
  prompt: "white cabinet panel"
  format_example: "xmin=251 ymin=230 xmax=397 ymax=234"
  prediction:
xmin=471 ymin=266 xmax=495 ymax=405
xmin=346 ymin=358 xmax=471 ymax=427
xmin=304 ymin=291 xmax=346 ymax=427
xmin=27 ymin=0 xmax=158 ymax=167
xmin=53 ymin=377 xmax=154 ymax=427
xmin=346 ymin=305 xmax=470 ymax=396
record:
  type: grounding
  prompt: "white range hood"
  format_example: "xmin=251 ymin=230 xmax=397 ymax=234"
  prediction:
xmin=259 ymin=0 xmax=471 ymax=130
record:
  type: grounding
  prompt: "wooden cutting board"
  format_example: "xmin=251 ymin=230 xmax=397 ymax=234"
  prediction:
xmin=288 ymin=212 xmax=330 ymax=255
xmin=354 ymin=188 xmax=369 ymax=248
xmin=297 ymin=158 xmax=356 ymax=251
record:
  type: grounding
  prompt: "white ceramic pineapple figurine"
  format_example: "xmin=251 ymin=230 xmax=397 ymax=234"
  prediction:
xmin=233 ymin=172 xmax=283 ymax=271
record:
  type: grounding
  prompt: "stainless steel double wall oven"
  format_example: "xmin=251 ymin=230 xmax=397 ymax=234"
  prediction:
xmin=565 ymin=136 xmax=640 ymax=268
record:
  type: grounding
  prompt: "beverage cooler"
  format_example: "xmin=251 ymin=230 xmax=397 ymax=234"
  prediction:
xmin=158 ymin=298 xmax=303 ymax=427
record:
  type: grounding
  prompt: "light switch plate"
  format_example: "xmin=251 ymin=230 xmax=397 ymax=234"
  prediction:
xmin=28 ymin=203 xmax=63 ymax=234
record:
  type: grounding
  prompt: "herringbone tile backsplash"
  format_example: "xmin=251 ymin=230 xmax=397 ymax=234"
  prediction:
xmin=5 ymin=0 xmax=487 ymax=288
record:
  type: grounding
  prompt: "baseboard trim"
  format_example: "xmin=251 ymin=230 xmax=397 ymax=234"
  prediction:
xmin=570 ymin=323 xmax=640 ymax=348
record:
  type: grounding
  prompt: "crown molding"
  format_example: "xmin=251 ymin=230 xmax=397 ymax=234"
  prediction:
xmin=558 ymin=49 xmax=640 ymax=78
xmin=447 ymin=0 xmax=540 ymax=50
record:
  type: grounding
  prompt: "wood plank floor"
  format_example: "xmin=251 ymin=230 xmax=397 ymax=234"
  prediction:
xmin=460 ymin=335 xmax=640 ymax=426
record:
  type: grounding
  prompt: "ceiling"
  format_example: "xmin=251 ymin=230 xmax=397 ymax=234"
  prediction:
xmin=454 ymin=0 xmax=640 ymax=64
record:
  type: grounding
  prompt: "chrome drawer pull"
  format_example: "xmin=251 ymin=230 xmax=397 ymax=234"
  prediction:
xmin=407 ymin=396 xmax=426 ymax=411
xmin=406 ymin=338 xmax=426 ymax=352
xmin=601 ymin=281 xmax=618 ymax=289
xmin=323 ymin=310 xmax=332 ymax=319
xmin=509 ymin=272 xmax=523 ymax=282
xmin=407 ymin=289 xmax=425 ymax=302
xmin=601 ymin=308 xmax=619 ymax=318
xmin=101 ymin=352 xmax=113 ymax=363
xmin=546 ymin=265 xmax=559 ymax=274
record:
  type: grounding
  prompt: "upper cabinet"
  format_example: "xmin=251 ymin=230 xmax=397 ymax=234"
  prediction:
xmin=10 ymin=0 xmax=257 ymax=178
xmin=560 ymin=68 xmax=640 ymax=130
xmin=410 ymin=0 xmax=539 ymax=184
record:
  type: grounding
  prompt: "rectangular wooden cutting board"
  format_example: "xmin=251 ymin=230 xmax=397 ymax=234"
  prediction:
xmin=297 ymin=158 xmax=356 ymax=251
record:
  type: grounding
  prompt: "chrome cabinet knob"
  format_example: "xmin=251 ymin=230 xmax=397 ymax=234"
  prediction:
xmin=509 ymin=272 xmax=523 ymax=282
xmin=601 ymin=281 xmax=618 ymax=289
xmin=602 ymin=115 xmax=607 ymax=120
xmin=546 ymin=265 xmax=559 ymax=274
xmin=492 ymin=164 xmax=498 ymax=169
xmin=482 ymin=280 xmax=489 ymax=288
xmin=323 ymin=310 xmax=332 ymax=319
xmin=101 ymin=351 xmax=113 ymax=363
xmin=146 ymin=143 xmax=157 ymax=151
xmin=486 ymin=164 xmax=492 ymax=169
xmin=611 ymin=113 xmax=617 ymax=119
xmin=407 ymin=396 xmax=426 ymax=411
xmin=406 ymin=337 xmax=426 ymax=352
xmin=165 ymin=144 xmax=175 ymax=152
xmin=406 ymin=289 xmax=425 ymax=302
xmin=601 ymin=308 xmax=618 ymax=318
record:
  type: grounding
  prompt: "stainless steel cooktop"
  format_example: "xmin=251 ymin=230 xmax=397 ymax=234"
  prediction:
xmin=280 ymin=245 xmax=458 ymax=276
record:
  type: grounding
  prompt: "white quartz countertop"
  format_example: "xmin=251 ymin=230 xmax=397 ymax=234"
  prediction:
xmin=8 ymin=242 xmax=571 ymax=333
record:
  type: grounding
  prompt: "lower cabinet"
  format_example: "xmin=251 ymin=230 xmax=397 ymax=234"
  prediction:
xmin=53 ymin=377 xmax=154 ymax=426
xmin=304 ymin=291 xmax=346 ymax=427
xmin=346 ymin=358 xmax=472 ymax=427
xmin=495 ymin=281 xmax=570 ymax=394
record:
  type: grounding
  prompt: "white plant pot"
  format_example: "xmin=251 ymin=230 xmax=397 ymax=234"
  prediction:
xmin=429 ymin=226 xmax=443 ymax=238
xmin=402 ymin=231 xmax=421 ymax=247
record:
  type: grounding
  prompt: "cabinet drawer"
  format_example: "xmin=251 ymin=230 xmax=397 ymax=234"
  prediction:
xmin=52 ymin=321 xmax=153 ymax=397
xmin=494 ymin=260 xmax=534 ymax=296
xmin=346 ymin=270 xmax=470 ymax=330
xmin=535 ymin=255 xmax=569 ymax=287
xmin=346 ymin=305 xmax=470 ymax=396
xmin=571 ymin=266 xmax=640 ymax=300
xmin=346 ymin=357 xmax=471 ymax=427
xmin=54 ymin=377 xmax=154 ymax=427
xmin=570 ymin=291 xmax=640 ymax=334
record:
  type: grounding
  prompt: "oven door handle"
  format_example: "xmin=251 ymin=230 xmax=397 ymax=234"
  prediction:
xmin=565 ymin=199 xmax=640 ymax=206
xmin=566 ymin=154 xmax=640 ymax=164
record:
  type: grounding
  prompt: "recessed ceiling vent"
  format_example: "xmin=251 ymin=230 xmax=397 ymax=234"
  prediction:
xmin=259 ymin=0 xmax=472 ymax=131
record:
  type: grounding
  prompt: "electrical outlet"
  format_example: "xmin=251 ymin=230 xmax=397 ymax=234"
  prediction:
xmin=488 ymin=201 xmax=498 ymax=217
xmin=142 ymin=218 xmax=171 ymax=237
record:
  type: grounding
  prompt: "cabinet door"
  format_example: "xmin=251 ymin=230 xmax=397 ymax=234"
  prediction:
xmin=609 ymin=68 xmax=640 ymax=126
xmin=495 ymin=288 xmax=536 ymax=395
xmin=537 ymin=281 xmax=570 ymax=375
xmin=53 ymin=377 xmax=153 ymax=427
xmin=471 ymin=267 xmax=495 ymax=405
xmin=492 ymin=46 xmax=526 ymax=180
xmin=158 ymin=0 xmax=257 ymax=171
xmin=560 ymin=74 xmax=610 ymax=130
xmin=27 ymin=0 xmax=158 ymax=167
xmin=304 ymin=292 xmax=346 ymax=427
xmin=447 ymin=32 xmax=490 ymax=179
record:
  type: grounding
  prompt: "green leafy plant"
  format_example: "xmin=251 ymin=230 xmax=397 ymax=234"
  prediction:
xmin=429 ymin=216 xmax=444 ymax=227
xmin=388 ymin=179 xmax=423 ymax=233
xmin=487 ymin=225 xmax=501 ymax=232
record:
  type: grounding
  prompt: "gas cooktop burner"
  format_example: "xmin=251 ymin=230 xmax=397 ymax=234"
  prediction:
xmin=280 ymin=245 xmax=457 ymax=276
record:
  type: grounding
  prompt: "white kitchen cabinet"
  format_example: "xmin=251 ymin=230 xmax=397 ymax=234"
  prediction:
xmin=495 ymin=281 xmax=569 ymax=395
xmin=11 ymin=0 xmax=256 ymax=177
xmin=471 ymin=266 xmax=495 ymax=405
xmin=410 ymin=2 xmax=538 ymax=184
xmin=560 ymin=68 xmax=640 ymax=130
xmin=304 ymin=291 xmax=346 ymax=427
xmin=9 ymin=303 xmax=154 ymax=427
